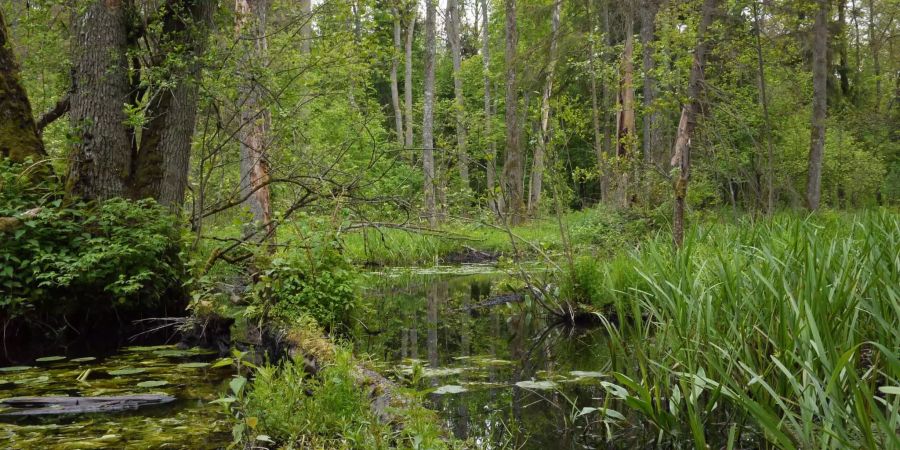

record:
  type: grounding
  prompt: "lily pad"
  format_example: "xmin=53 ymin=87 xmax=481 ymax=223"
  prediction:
xmin=36 ymin=356 xmax=67 ymax=363
xmin=515 ymin=380 xmax=558 ymax=390
xmin=123 ymin=345 xmax=174 ymax=352
xmin=433 ymin=384 xmax=467 ymax=395
xmin=136 ymin=380 xmax=169 ymax=388
xmin=0 ymin=366 xmax=32 ymax=373
xmin=569 ymin=370 xmax=605 ymax=379
xmin=177 ymin=362 xmax=210 ymax=369
xmin=71 ymin=357 xmax=97 ymax=363
xmin=108 ymin=368 xmax=147 ymax=376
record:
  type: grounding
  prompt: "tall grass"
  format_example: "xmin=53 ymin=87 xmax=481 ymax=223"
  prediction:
xmin=594 ymin=211 xmax=900 ymax=448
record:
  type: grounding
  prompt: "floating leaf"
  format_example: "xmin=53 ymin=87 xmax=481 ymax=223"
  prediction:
xmin=153 ymin=350 xmax=196 ymax=358
xmin=433 ymin=385 xmax=467 ymax=395
xmin=178 ymin=362 xmax=210 ymax=369
xmin=137 ymin=380 xmax=168 ymax=388
xmin=36 ymin=356 xmax=66 ymax=363
xmin=570 ymin=370 xmax=605 ymax=379
xmin=124 ymin=345 xmax=173 ymax=352
xmin=0 ymin=366 xmax=32 ymax=372
xmin=108 ymin=367 xmax=147 ymax=376
xmin=71 ymin=357 xmax=97 ymax=363
xmin=515 ymin=380 xmax=558 ymax=390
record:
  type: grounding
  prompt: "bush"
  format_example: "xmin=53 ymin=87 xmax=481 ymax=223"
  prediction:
xmin=0 ymin=164 xmax=185 ymax=318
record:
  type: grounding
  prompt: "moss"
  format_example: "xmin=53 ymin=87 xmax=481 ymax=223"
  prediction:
xmin=0 ymin=10 xmax=45 ymax=164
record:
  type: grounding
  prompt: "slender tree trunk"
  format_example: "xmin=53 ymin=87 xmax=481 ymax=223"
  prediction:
xmin=404 ymin=4 xmax=416 ymax=152
xmin=806 ymin=0 xmax=828 ymax=210
xmin=300 ymin=0 xmax=312 ymax=54
xmin=423 ymin=0 xmax=437 ymax=226
xmin=615 ymin=4 xmax=636 ymax=208
xmin=671 ymin=0 xmax=716 ymax=249
xmin=482 ymin=0 xmax=499 ymax=215
xmin=753 ymin=1 xmax=775 ymax=215
xmin=528 ymin=0 xmax=561 ymax=216
xmin=502 ymin=0 xmax=524 ymax=224
xmin=867 ymin=0 xmax=881 ymax=111
xmin=588 ymin=0 xmax=603 ymax=185
xmin=67 ymin=0 xmax=130 ymax=200
xmin=837 ymin=0 xmax=851 ymax=98
xmin=0 ymin=9 xmax=45 ymax=164
xmin=236 ymin=0 xmax=274 ymax=237
xmin=600 ymin=0 xmax=612 ymax=201
xmin=447 ymin=0 xmax=470 ymax=187
xmin=640 ymin=0 xmax=660 ymax=165
xmin=391 ymin=5 xmax=404 ymax=146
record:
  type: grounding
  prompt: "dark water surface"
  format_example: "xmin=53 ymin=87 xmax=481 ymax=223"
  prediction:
xmin=353 ymin=265 xmax=623 ymax=449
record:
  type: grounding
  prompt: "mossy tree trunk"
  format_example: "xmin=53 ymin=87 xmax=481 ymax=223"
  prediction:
xmin=0 ymin=9 xmax=46 ymax=164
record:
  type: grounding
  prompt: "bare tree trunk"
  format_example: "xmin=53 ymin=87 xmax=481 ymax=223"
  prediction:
xmin=404 ymin=4 xmax=417 ymax=153
xmin=0 ymin=9 xmax=45 ymax=164
xmin=423 ymin=0 xmax=438 ymax=226
xmin=671 ymin=0 xmax=716 ymax=249
xmin=615 ymin=4 xmax=636 ymax=208
xmin=67 ymin=0 xmax=130 ymax=200
xmin=588 ymin=0 xmax=603 ymax=185
xmin=837 ymin=0 xmax=851 ymax=98
xmin=447 ymin=0 xmax=470 ymax=187
xmin=391 ymin=5 xmax=404 ymax=146
xmin=528 ymin=0 xmax=561 ymax=217
xmin=600 ymin=0 xmax=612 ymax=201
xmin=753 ymin=1 xmax=775 ymax=215
xmin=300 ymin=0 xmax=312 ymax=54
xmin=806 ymin=0 xmax=828 ymax=210
xmin=236 ymin=0 xmax=274 ymax=237
xmin=482 ymin=0 xmax=499 ymax=214
xmin=639 ymin=0 xmax=660 ymax=166
xmin=502 ymin=0 xmax=524 ymax=224
xmin=867 ymin=0 xmax=881 ymax=111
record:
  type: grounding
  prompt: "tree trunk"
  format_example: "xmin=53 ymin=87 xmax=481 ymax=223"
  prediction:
xmin=837 ymin=0 xmax=851 ymax=98
xmin=502 ymin=0 xmax=524 ymax=224
xmin=615 ymin=4 xmax=636 ymax=208
xmin=422 ymin=0 xmax=437 ymax=227
xmin=806 ymin=0 xmax=828 ymax=211
xmin=300 ymin=0 xmax=312 ymax=54
xmin=482 ymin=0 xmax=499 ymax=215
xmin=639 ymin=0 xmax=660 ymax=165
xmin=447 ymin=0 xmax=470 ymax=188
xmin=391 ymin=5 xmax=404 ymax=146
xmin=404 ymin=4 xmax=416 ymax=153
xmin=528 ymin=0 xmax=561 ymax=217
xmin=0 ymin=9 xmax=45 ymax=164
xmin=588 ymin=0 xmax=603 ymax=184
xmin=67 ymin=0 xmax=131 ymax=200
xmin=130 ymin=0 xmax=212 ymax=208
xmin=671 ymin=0 xmax=716 ymax=249
xmin=236 ymin=0 xmax=274 ymax=237
xmin=752 ymin=1 xmax=775 ymax=215
xmin=867 ymin=0 xmax=881 ymax=111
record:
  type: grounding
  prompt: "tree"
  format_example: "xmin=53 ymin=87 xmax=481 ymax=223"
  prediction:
xmin=447 ymin=0 xmax=469 ymax=187
xmin=752 ymin=0 xmax=775 ymax=215
xmin=0 ymin=8 xmax=45 ymax=164
xmin=390 ymin=4 xmax=404 ymax=146
xmin=672 ymin=0 xmax=717 ymax=248
xmin=423 ymin=0 xmax=437 ymax=226
xmin=806 ymin=0 xmax=828 ymax=210
xmin=404 ymin=2 xmax=416 ymax=152
xmin=482 ymin=0 xmax=499 ymax=214
xmin=615 ymin=2 xmax=637 ymax=207
xmin=236 ymin=0 xmax=274 ymax=236
xmin=639 ymin=0 xmax=661 ymax=165
xmin=528 ymin=0 xmax=561 ymax=216
xmin=502 ymin=0 xmax=524 ymax=224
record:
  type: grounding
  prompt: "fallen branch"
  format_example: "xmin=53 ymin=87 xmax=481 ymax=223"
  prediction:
xmin=0 ymin=207 xmax=42 ymax=233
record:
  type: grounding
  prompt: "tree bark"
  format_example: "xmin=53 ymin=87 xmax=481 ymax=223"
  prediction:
xmin=502 ymin=0 xmax=524 ymax=224
xmin=615 ymin=3 xmax=636 ymax=207
xmin=639 ymin=0 xmax=660 ymax=165
xmin=482 ymin=0 xmax=499 ymax=215
xmin=837 ymin=0 xmax=851 ymax=98
xmin=752 ymin=0 xmax=775 ymax=215
xmin=867 ymin=0 xmax=881 ymax=111
xmin=67 ymin=0 xmax=131 ymax=200
xmin=0 ymin=9 xmax=45 ymax=164
xmin=300 ymin=0 xmax=312 ymax=54
xmin=528 ymin=0 xmax=561 ymax=217
xmin=422 ymin=0 xmax=437 ymax=226
xmin=236 ymin=0 xmax=274 ymax=236
xmin=671 ymin=0 xmax=717 ymax=249
xmin=588 ymin=0 xmax=603 ymax=181
xmin=447 ymin=0 xmax=470 ymax=187
xmin=391 ymin=5 xmax=404 ymax=146
xmin=806 ymin=0 xmax=828 ymax=210
xmin=404 ymin=4 xmax=416 ymax=152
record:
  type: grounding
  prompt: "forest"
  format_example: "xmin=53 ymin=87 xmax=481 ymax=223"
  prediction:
xmin=0 ymin=0 xmax=898 ymax=448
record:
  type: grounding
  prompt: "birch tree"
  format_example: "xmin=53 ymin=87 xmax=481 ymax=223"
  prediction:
xmin=423 ymin=0 xmax=438 ymax=226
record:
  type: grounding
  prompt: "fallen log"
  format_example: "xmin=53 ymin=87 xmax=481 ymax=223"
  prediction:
xmin=0 ymin=394 xmax=175 ymax=416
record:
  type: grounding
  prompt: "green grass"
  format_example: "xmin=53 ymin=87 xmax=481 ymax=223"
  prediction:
xmin=586 ymin=210 xmax=900 ymax=448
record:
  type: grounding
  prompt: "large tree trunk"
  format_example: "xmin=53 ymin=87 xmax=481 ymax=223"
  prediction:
xmin=422 ymin=0 xmax=437 ymax=226
xmin=130 ymin=0 xmax=212 ymax=208
xmin=0 ymin=9 xmax=45 ymax=164
xmin=447 ymin=0 xmax=470 ymax=187
xmin=236 ymin=0 xmax=274 ymax=237
xmin=482 ymin=0 xmax=499 ymax=215
xmin=67 ymin=0 xmax=131 ymax=200
xmin=806 ymin=0 xmax=828 ymax=211
xmin=671 ymin=0 xmax=716 ymax=249
xmin=502 ymin=0 xmax=524 ymax=224
xmin=639 ymin=0 xmax=660 ymax=166
xmin=528 ymin=0 xmax=561 ymax=217
xmin=391 ymin=5 xmax=404 ymax=146
xmin=404 ymin=4 xmax=416 ymax=153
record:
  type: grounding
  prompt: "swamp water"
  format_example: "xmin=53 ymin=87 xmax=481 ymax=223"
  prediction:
xmin=0 ymin=345 xmax=232 ymax=449
xmin=354 ymin=265 xmax=625 ymax=449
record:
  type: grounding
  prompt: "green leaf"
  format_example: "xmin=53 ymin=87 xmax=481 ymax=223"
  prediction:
xmin=137 ymin=380 xmax=168 ymax=388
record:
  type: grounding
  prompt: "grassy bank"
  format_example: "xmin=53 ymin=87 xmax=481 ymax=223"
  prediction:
xmin=578 ymin=210 xmax=900 ymax=448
